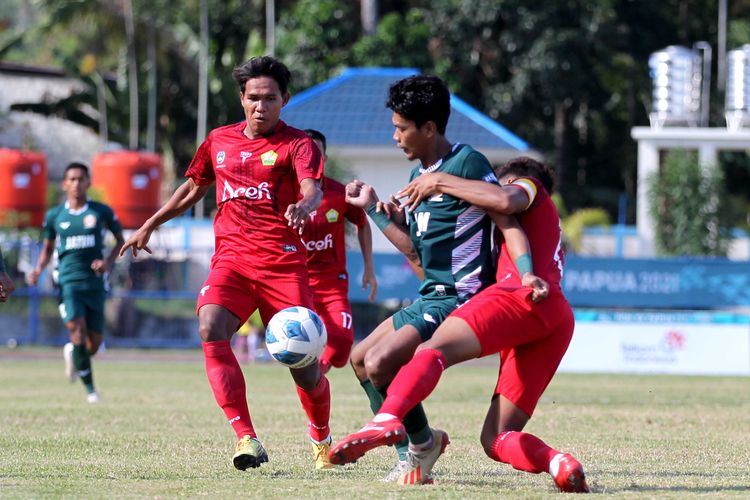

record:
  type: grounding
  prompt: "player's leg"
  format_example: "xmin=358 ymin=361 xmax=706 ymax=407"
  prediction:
xmin=315 ymin=292 xmax=354 ymax=374
xmin=77 ymin=289 xmax=106 ymax=402
xmin=196 ymin=268 xmax=265 ymax=470
xmin=258 ymin=269 xmax=334 ymax=470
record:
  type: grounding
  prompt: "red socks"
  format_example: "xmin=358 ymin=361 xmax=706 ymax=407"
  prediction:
xmin=203 ymin=341 xmax=255 ymax=439
xmin=489 ymin=431 xmax=559 ymax=474
xmin=379 ymin=348 xmax=446 ymax=419
xmin=296 ymin=374 xmax=331 ymax=442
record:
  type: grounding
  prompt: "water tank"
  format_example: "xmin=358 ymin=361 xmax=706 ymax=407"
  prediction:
xmin=648 ymin=46 xmax=703 ymax=128
xmin=725 ymin=44 xmax=750 ymax=131
xmin=0 ymin=149 xmax=48 ymax=228
xmin=91 ymin=151 xmax=162 ymax=229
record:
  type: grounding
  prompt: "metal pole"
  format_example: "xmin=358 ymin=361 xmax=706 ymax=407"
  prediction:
xmin=718 ymin=0 xmax=727 ymax=90
xmin=266 ymin=0 xmax=275 ymax=56
xmin=195 ymin=0 xmax=208 ymax=218
xmin=694 ymin=41 xmax=712 ymax=128
xmin=123 ymin=0 xmax=139 ymax=150
xmin=146 ymin=23 xmax=157 ymax=153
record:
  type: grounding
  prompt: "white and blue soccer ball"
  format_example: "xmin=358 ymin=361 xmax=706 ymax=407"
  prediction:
xmin=265 ymin=306 xmax=327 ymax=368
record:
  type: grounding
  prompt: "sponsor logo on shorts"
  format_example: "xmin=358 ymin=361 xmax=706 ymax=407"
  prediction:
xmin=436 ymin=284 xmax=446 ymax=296
xmin=304 ymin=234 xmax=333 ymax=252
xmin=423 ymin=313 xmax=436 ymax=324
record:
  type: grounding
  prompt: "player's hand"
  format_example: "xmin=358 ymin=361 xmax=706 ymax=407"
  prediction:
xmin=285 ymin=202 xmax=311 ymax=235
xmin=345 ymin=180 xmax=379 ymax=209
xmin=522 ymin=272 xmax=549 ymax=303
xmin=120 ymin=227 xmax=153 ymax=258
xmin=362 ymin=266 xmax=378 ymax=303
xmin=0 ymin=272 xmax=15 ymax=303
xmin=396 ymin=173 xmax=443 ymax=212
xmin=27 ymin=268 xmax=42 ymax=286
xmin=90 ymin=259 xmax=108 ymax=274
xmin=378 ymin=195 xmax=406 ymax=226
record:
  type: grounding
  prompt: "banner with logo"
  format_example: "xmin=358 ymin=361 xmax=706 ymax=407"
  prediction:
xmin=559 ymin=310 xmax=750 ymax=375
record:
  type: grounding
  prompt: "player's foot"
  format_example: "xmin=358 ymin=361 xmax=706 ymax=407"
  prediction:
xmin=86 ymin=391 xmax=101 ymax=404
xmin=550 ymin=453 xmax=590 ymax=493
xmin=382 ymin=460 xmax=408 ymax=482
xmin=232 ymin=435 xmax=269 ymax=471
xmin=63 ymin=342 xmax=77 ymax=383
xmin=328 ymin=418 xmax=406 ymax=465
xmin=312 ymin=435 xmax=335 ymax=470
xmin=397 ymin=428 xmax=449 ymax=485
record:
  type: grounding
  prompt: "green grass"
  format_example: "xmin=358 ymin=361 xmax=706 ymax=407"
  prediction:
xmin=1 ymin=348 xmax=749 ymax=498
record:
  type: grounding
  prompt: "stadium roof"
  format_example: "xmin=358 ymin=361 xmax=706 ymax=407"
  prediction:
xmin=283 ymin=67 xmax=530 ymax=151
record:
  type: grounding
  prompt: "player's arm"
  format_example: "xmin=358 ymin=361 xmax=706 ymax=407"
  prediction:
xmin=286 ymin=178 xmax=322 ymax=235
xmin=345 ymin=180 xmax=422 ymax=276
xmin=0 ymin=249 xmax=15 ymax=302
xmin=398 ymin=172 xmax=530 ymax=215
xmin=93 ymin=231 xmax=125 ymax=274
xmin=491 ymin=213 xmax=549 ymax=302
xmin=355 ymin=221 xmax=378 ymax=302
xmin=120 ymin=178 xmax=210 ymax=257
xmin=28 ymin=238 xmax=55 ymax=286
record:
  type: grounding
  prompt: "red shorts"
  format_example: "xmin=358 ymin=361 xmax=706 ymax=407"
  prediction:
xmin=452 ymin=286 xmax=574 ymax=417
xmin=310 ymin=273 xmax=353 ymax=368
xmin=196 ymin=262 xmax=314 ymax=326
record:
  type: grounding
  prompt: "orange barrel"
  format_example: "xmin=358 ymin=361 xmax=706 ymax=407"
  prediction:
xmin=91 ymin=151 xmax=162 ymax=229
xmin=0 ymin=149 xmax=48 ymax=227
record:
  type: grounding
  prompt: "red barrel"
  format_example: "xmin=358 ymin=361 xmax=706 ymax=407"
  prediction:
xmin=92 ymin=151 xmax=162 ymax=229
xmin=0 ymin=149 xmax=48 ymax=227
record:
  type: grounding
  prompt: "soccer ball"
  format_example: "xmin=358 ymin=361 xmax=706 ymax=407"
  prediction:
xmin=265 ymin=306 xmax=327 ymax=368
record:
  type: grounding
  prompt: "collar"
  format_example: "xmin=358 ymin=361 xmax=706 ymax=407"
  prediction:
xmin=419 ymin=143 xmax=460 ymax=174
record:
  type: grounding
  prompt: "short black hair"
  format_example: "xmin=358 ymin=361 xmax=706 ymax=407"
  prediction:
xmin=496 ymin=157 xmax=555 ymax=193
xmin=232 ymin=56 xmax=291 ymax=95
xmin=386 ymin=75 xmax=451 ymax=134
xmin=64 ymin=162 xmax=89 ymax=179
xmin=304 ymin=129 xmax=327 ymax=153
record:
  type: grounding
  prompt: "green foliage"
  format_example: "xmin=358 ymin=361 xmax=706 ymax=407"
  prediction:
xmin=560 ymin=207 xmax=610 ymax=253
xmin=649 ymin=150 xmax=731 ymax=256
xmin=350 ymin=10 xmax=432 ymax=69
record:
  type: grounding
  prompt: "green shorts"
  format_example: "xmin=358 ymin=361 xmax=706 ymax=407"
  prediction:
xmin=392 ymin=294 xmax=459 ymax=341
xmin=58 ymin=287 xmax=106 ymax=334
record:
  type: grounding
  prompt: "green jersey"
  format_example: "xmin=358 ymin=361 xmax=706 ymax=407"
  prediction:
xmin=407 ymin=144 xmax=497 ymax=301
xmin=42 ymin=201 xmax=122 ymax=289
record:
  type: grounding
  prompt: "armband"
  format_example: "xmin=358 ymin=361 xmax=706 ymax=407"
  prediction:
xmin=514 ymin=253 xmax=533 ymax=276
xmin=365 ymin=204 xmax=391 ymax=232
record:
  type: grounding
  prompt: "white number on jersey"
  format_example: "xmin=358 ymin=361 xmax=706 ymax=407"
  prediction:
xmin=415 ymin=211 xmax=430 ymax=237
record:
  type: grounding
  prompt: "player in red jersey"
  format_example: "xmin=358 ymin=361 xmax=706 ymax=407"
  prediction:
xmin=302 ymin=129 xmax=377 ymax=374
xmin=120 ymin=56 xmax=336 ymax=471
xmin=329 ymin=157 xmax=590 ymax=493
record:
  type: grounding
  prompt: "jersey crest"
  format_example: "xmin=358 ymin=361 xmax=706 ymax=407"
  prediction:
xmin=260 ymin=150 xmax=278 ymax=166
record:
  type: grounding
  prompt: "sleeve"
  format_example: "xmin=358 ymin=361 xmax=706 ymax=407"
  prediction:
xmin=42 ymin=209 xmax=57 ymax=242
xmin=104 ymin=204 xmax=123 ymax=234
xmin=344 ymin=202 xmax=367 ymax=228
xmin=291 ymin=136 xmax=323 ymax=183
xmin=462 ymin=150 xmax=498 ymax=183
xmin=184 ymin=136 xmax=215 ymax=186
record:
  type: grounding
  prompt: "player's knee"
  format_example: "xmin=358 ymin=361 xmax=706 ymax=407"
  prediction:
xmin=363 ymin=350 xmax=394 ymax=387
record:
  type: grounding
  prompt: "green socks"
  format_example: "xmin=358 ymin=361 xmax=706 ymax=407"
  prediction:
xmin=72 ymin=344 xmax=95 ymax=394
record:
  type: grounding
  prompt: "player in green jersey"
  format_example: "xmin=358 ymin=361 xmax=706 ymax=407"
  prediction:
xmin=341 ymin=75 xmax=543 ymax=484
xmin=29 ymin=162 xmax=124 ymax=403
xmin=0 ymin=249 xmax=15 ymax=302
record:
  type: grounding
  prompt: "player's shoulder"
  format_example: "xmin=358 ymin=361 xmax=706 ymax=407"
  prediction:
xmin=208 ymin=122 xmax=244 ymax=139
xmin=454 ymin=144 xmax=490 ymax=164
xmin=46 ymin=204 xmax=64 ymax=218
xmin=88 ymin=200 xmax=115 ymax=215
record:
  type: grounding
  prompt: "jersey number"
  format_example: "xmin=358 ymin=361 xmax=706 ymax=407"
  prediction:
xmin=415 ymin=212 xmax=430 ymax=237
xmin=340 ymin=312 xmax=353 ymax=329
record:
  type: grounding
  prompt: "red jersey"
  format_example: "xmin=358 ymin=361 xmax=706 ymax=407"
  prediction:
xmin=185 ymin=120 xmax=323 ymax=269
xmin=302 ymin=176 xmax=367 ymax=277
xmin=495 ymin=177 xmax=565 ymax=292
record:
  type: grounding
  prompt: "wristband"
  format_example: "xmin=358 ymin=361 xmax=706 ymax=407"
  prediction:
xmin=514 ymin=253 xmax=533 ymax=276
xmin=365 ymin=203 xmax=391 ymax=232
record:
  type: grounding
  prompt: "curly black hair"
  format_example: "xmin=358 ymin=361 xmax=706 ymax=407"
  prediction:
xmin=496 ymin=157 xmax=555 ymax=193
xmin=386 ymin=75 xmax=450 ymax=134
xmin=232 ymin=56 xmax=291 ymax=95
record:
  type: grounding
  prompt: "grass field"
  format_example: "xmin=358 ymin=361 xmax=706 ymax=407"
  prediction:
xmin=1 ymin=347 xmax=749 ymax=498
